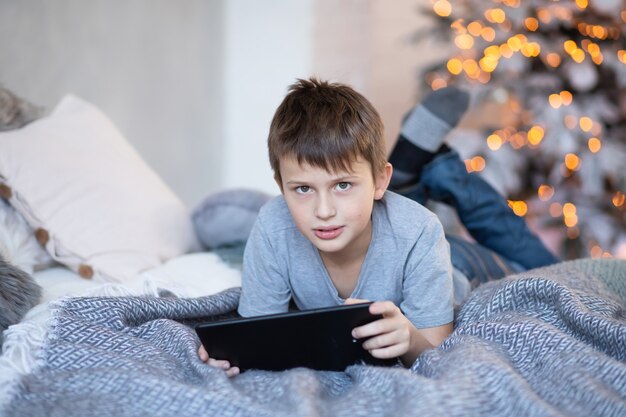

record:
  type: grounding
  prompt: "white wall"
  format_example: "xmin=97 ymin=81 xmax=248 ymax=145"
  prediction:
xmin=221 ymin=0 xmax=436 ymax=195
xmin=221 ymin=0 xmax=313 ymax=196
xmin=0 ymin=0 xmax=225 ymax=206
xmin=312 ymin=0 xmax=445 ymax=153
xmin=0 ymin=0 xmax=436 ymax=203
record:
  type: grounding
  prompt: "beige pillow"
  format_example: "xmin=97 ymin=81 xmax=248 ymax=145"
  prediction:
xmin=0 ymin=95 xmax=198 ymax=282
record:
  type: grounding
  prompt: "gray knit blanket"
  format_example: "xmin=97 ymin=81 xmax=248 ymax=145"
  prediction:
xmin=4 ymin=259 xmax=626 ymax=416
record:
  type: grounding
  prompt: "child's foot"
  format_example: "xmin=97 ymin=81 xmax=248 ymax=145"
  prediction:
xmin=389 ymin=86 xmax=470 ymax=189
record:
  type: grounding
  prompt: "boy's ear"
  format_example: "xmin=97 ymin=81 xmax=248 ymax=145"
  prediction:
xmin=374 ymin=163 xmax=393 ymax=200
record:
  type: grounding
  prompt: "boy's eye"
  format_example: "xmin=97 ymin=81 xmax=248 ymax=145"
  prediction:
xmin=295 ymin=186 xmax=311 ymax=194
xmin=335 ymin=182 xmax=351 ymax=191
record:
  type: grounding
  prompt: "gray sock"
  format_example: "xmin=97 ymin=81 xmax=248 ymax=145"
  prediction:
xmin=400 ymin=86 xmax=470 ymax=152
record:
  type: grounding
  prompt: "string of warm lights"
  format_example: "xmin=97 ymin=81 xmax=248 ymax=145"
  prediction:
xmin=425 ymin=0 xmax=626 ymax=259
xmin=432 ymin=2 xmax=625 ymax=87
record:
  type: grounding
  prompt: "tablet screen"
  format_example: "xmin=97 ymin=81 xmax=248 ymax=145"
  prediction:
xmin=195 ymin=302 xmax=399 ymax=372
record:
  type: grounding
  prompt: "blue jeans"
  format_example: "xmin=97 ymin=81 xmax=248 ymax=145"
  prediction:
xmin=393 ymin=151 xmax=559 ymax=287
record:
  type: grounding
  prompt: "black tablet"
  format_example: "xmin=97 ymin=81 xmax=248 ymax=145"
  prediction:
xmin=194 ymin=302 xmax=398 ymax=372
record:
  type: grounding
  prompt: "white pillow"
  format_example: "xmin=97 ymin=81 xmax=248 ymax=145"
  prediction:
xmin=0 ymin=95 xmax=198 ymax=282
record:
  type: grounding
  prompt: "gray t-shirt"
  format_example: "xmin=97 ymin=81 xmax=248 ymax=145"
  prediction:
xmin=238 ymin=191 xmax=454 ymax=328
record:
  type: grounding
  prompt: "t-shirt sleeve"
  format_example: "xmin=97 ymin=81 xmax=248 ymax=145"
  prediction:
xmin=237 ymin=218 xmax=292 ymax=317
xmin=400 ymin=215 xmax=454 ymax=328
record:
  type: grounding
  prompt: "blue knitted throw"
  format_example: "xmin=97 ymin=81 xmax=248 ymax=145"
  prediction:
xmin=5 ymin=259 xmax=626 ymax=416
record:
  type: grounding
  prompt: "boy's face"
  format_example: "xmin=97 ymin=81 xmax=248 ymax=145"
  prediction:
xmin=277 ymin=156 xmax=392 ymax=261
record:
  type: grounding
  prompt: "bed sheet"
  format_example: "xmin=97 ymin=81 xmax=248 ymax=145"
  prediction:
xmin=24 ymin=252 xmax=241 ymax=317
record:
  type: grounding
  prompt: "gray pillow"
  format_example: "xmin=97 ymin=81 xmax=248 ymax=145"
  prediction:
xmin=192 ymin=188 xmax=273 ymax=249
xmin=0 ymin=253 xmax=42 ymax=347
xmin=0 ymin=86 xmax=45 ymax=348
xmin=0 ymin=86 xmax=44 ymax=131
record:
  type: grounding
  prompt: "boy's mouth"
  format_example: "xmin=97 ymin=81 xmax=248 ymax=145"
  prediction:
xmin=313 ymin=226 xmax=344 ymax=240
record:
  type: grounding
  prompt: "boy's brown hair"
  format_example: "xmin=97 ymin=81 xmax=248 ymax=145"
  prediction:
xmin=268 ymin=78 xmax=386 ymax=185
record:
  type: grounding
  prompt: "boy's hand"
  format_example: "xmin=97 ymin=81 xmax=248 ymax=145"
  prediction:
xmin=348 ymin=299 xmax=453 ymax=367
xmin=350 ymin=300 xmax=413 ymax=360
xmin=198 ymin=344 xmax=240 ymax=377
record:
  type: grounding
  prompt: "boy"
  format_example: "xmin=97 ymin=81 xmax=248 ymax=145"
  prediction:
xmin=199 ymin=79 xmax=558 ymax=377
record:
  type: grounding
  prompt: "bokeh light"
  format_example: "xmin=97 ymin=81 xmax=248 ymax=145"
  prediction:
xmin=588 ymin=137 xmax=601 ymax=153
xmin=508 ymin=200 xmax=528 ymax=216
xmin=564 ymin=153 xmax=580 ymax=170
xmin=433 ymin=0 xmax=452 ymax=17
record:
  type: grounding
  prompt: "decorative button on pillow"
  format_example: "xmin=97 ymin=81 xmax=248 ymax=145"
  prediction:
xmin=0 ymin=95 xmax=198 ymax=282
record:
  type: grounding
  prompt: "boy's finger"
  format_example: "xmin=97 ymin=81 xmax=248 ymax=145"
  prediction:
xmin=369 ymin=343 xmax=408 ymax=359
xmin=198 ymin=345 xmax=209 ymax=361
xmin=369 ymin=300 xmax=399 ymax=316
xmin=226 ymin=367 xmax=240 ymax=378
xmin=208 ymin=358 xmax=231 ymax=369
xmin=352 ymin=317 xmax=393 ymax=339
xmin=362 ymin=330 xmax=403 ymax=351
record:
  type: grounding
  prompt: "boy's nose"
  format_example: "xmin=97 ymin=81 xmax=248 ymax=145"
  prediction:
xmin=314 ymin=194 xmax=336 ymax=219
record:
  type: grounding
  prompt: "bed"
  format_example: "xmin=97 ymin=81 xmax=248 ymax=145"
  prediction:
xmin=1 ymin=91 xmax=625 ymax=416
xmin=1 ymin=259 xmax=624 ymax=416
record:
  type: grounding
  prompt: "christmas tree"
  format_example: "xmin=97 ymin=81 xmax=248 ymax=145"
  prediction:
xmin=417 ymin=0 xmax=626 ymax=259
